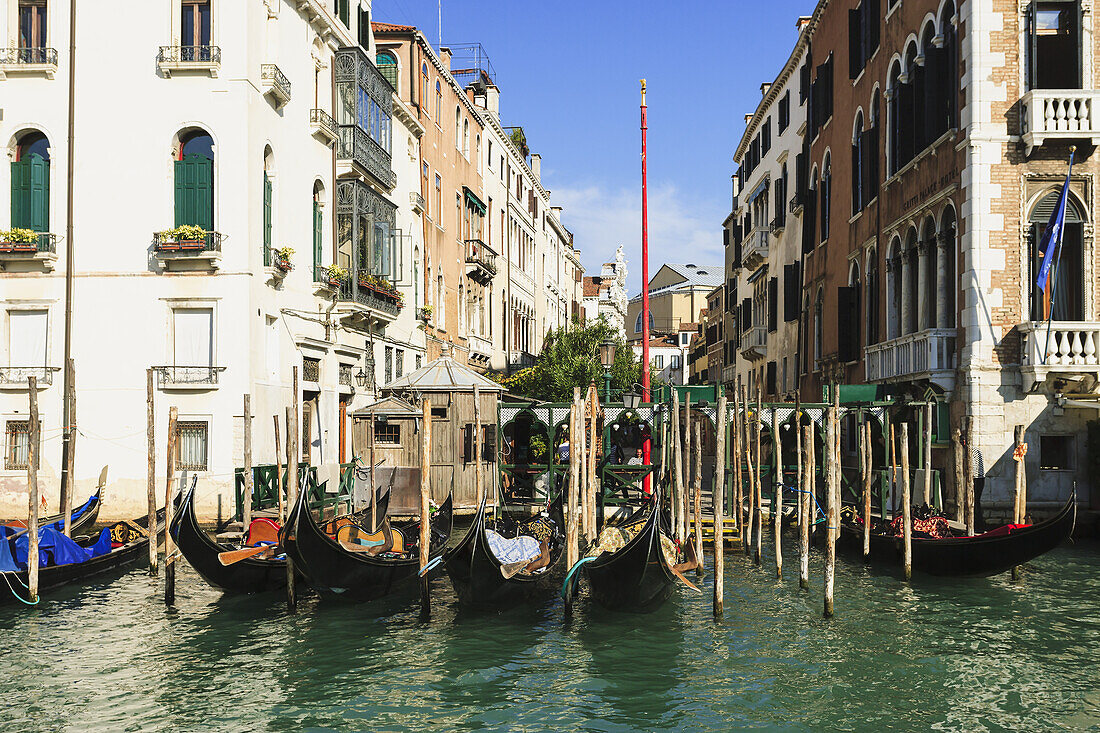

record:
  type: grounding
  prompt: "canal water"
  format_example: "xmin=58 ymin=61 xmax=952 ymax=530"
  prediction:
xmin=1 ymin=537 xmax=1098 ymax=731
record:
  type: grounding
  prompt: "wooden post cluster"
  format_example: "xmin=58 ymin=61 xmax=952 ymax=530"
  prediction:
xmin=164 ymin=406 xmax=178 ymax=605
xmin=683 ymin=391 xmax=692 ymax=545
xmin=823 ymin=388 xmax=838 ymax=618
xmin=693 ymin=414 xmax=703 ymax=574
xmin=419 ymin=397 xmax=432 ymax=619
xmin=773 ymin=409 xmax=782 ymax=579
xmin=273 ymin=418 xmax=284 ymax=523
xmin=862 ymin=421 xmax=872 ymax=559
xmin=577 ymin=389 xmax=589 ymax=543
xmin=753 ymin=385 xmax=763 ymax=566
xmin=899 ymin=422 xmax=913 ymax=581
xmin=146 ymin=369 xmax=158 ymax=573
xmin=800 ymin=423 xmax=813 ymax=589
xmin=671 ymin=388 xmax=683 ymax=545
xmin=285 ymin=366 xmax=299 ymax=613
xmin=740 ymin=380 xmax=754 ymax=557
xmin=587 ymin=385 xmax=598 ymax=543
xmin=26 ymin=377 xmax=41 ymax=602
xmin=566 ymin=389 xmax=581 ymax=570
xmin=733 ymin=379 xmax=744 ymax=543
xmin=713 ymin=388 xmax=727 ymax=617
xmin=1012 ymin=424 xmax=1027 ymax=580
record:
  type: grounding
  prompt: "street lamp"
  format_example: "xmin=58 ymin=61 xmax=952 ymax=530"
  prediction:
xmin=599 ymin=338 xmax=616 ymax=402
xmin=355 ymin=367 xmax=368 ymax=388
xmin=622 ymin=391 xmax=642 ymax=410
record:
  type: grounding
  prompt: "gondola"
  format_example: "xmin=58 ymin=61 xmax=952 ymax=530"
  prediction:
xmin=282 ymin=489 xmax=453 ymax=602
xmin=444 ymin=494 xmax=565 ymax=609
xmin=0 ymin=507 xmax=165 ymax=606
xmin=171 ymin=486 xmax=289 ymax=594
xmin=838 ymin=496 xmax=1076 ymax=577
xmin=3 ymin=485 xmax=102 ymax=539
xmin=566 ymin=491 xmax=678 ymax=613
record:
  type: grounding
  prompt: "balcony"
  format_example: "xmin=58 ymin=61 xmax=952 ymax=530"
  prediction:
xmin=153 ymin=365 xmax=226 ymax=390
xmin=309 ymin=109 xmax=338 ymax=145
xmin=467 ymin=334 xmax=492 ymax=365
xmin=0 ymin=366 xmax=59 ymax=390
xmin=337 ymin=125 xmax=396 ymax=190
xmin=771 ymin=215 xmax=786 ymax=234
xmin=157 ymin=46 xmax=221 ymax=77
xmin=152 ymin=231 xmax=223 ymax=271
xmin=864 ymin=328 xmax=956 ymax=391
xmin=742 ymin=226 xmax=770 ymax=271
xmin=740 ymin=326 xmax=767 ymax=360
xmin=335 ymin=275 xmax=401 ymax=329
xmin=0 ymin=47 xmax=58 ymax=79
xmin=1019 ymin=321 xmax=1100 ymax=392
xmin=509 ymin=351 xmax=536 ymax=370
xmin=410 ymin=191 xmax=426 ymax=214
xmin=1021 ymin=89 xmax=1100 ymax=155
xmin=789 ymin=192 xmax=804 ymax=214
xmin=464 ymin=239 xmax=497 ymax=284
xmin=261 ymin=64 xmax=291 ymax=106
xmin=0 ymin=232 xmax=58 ymax=271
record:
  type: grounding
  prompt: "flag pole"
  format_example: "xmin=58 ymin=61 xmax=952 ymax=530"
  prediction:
xmin=640 ymin=79 xmax=652 ymax=492
xmin=1041 ymin=146 xmax=1075 ymax=365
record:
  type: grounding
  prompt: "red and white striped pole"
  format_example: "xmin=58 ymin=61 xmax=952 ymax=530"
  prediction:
xmin=640 ymin=80 xmax=652 ymax=492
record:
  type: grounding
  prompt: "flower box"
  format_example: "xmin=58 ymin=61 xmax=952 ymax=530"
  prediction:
xmin=0 ymin=242 xmax=37 ymax=253
xmin=274 ymin=256 xmax=293 ymax=273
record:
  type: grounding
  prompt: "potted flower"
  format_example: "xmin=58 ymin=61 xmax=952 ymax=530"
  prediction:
xmin=157 ymin=225 xmax=208 ymax=251
xmin=0 ymin=228 xmax=39 ymax=253
xmin=273 ymin=246 xmax=294 ymax=273
xmin=324 ymin=264 xmax=348 ymax=287
xmin=417 ymin=304 xmax=433 ymax=322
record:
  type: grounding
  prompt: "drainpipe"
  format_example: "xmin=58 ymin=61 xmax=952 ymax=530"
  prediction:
xmin=59 ymin=0 xmax=77 ymax=522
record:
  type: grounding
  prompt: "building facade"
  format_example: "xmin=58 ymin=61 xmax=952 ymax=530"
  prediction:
xmin=582 ymin=246 xmax=629 ymax=337
xmin=0 ymin=0 xmax=423 ymax=519
xmin=625 ymin=263 xmax=722 ymax=346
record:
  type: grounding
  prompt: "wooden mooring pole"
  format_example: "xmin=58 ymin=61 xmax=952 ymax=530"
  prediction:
xmin=1012 ymin=424 xmax=1026 ymax=580
xmin=62 ymin=358 xmax=75 ymax=537
xmin=952 ymin=426 xmax=965 ymax=524
xmin=733 ymin=378 xmax=744 ymax=547
xmin=164 ymin=406 xmax=178 ymax=605
xmin=741 ymin=380 xmax=754 ymax=557
xmin=473 ymin=384 xmax=483 ymax=510
xmin=26 ymin=377 xmax=40 ymax=603
xmin=242 ymin=394 xmax=253 ymax=529
xmin=899 ymin=422 xmax=913 ymax=581
xmin=419 ymin=397 xmax=432 ymax=619
xmin=824 ymin=389 xmax=837 ymax=618
xmin=772 ymin=409 xmax=782 ymax=580
xmin=146 ymin=369 xmax=157 ymax=573
xmin=566 ymin=400 xmax=579 ymax=571
xmin=862 ymin=420 xmax=872 ymax=559
xmin=923 ymin=402 xmax=933 ymax=507
xmin=800 ymin=423 xmax=812 ymax=589
xmin=273 ymin=417 xmax=284 ymax=524
xmin=693 ymin=414 xmax=703 ymax=575
xmin=754 ymin=383 xmax=763 ymax=566
xmin=284 ymin=364 xmax=299 ymax=613
xmin=683 ymin=391 xmax=692 ymax=544
xmin=713 ymin=388 xmax=727 ymax=617
xmin=587 ymin=385 xmax=598 ymax=542
xmin=964 ymin=416 xmax=976 ymax=536
xmin=578 ymin=389 xmax=589 ymax=543
xmin=671 ymin=388 xmax=683 ymax=545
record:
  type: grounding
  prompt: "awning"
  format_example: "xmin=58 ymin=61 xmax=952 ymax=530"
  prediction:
xmin=746 ymin=176 xmax=770 ymax=204
xmin=747 ymin=264 xmax=769 ymax=283
xmin=463 ymin=186 xmax=487 ymax=216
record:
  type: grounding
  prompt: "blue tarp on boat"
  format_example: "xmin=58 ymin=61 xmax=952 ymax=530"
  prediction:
xmin=41 ymin=493 xmax=99 ymax=534
xmin=5 ymin=527 xmax=112 ymax=570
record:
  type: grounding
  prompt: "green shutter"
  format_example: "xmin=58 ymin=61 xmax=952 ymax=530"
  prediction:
xmin=174 ymin=153 xmax=213 ymax=230
xmin=11 ymin=154 xmax=49 ymax=232
xmin=263 ymin=174 xmax=272 ymax=266
xmin=313 ymin=200 xmax=322 ymax=274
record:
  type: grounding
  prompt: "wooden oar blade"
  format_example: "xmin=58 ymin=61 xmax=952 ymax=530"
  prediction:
xmin=218 ymin=545 xmax=274 ymax=566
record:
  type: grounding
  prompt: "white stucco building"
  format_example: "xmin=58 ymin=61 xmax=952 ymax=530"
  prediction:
xmin=0 ymin=0 xmax=424 ymax=520
xmin=582 ymin=246 xmax=628 ymax=338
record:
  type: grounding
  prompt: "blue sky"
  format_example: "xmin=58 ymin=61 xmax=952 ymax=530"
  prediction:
xmin=373 ymin=0 xmax=817 ymax=292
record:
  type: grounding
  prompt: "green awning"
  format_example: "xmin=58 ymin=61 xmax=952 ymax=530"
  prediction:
xmin=463 ymin=187 xmax=486 ymax=216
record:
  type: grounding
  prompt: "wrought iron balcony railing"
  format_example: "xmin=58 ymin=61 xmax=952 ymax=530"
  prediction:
xmin=410 ymin=191 xmax=426 ymax=213
xmin=464 ymin=238 xmax=497 ymax=282
xmin=310 ymin=108 xmax=338 ymax=143
xmin=337 ymin=278 xmax=401 ymax=317
xmin=152 ymin=231 xmax=223 ymax=253
xmin=157 ymin=45 xmax=221 ymax=64
xmin=0 ymin=47 xmax=58 ymax=65
xmin=0 ymin=232 xmax=57 ymax=255
xmin=337 ymin=125 xmax=396 ymax=189
xmin=261 ymin=64 xmax=291 ymax=104
xmin=154 ymin=365 xmax=226 ymax=386
xmin=0 ymin=366 xmax=59 ymax=386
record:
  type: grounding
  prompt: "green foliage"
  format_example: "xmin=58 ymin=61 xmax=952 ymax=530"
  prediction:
xmin=502 ymin=319 xmax=651 ymax=403
xmin=159 ymin=224 xmax=207 ymax=240
xmin=528 ymin=434 xmax=548 ymax=463
xmin=0 ymin=228 xmax=38 ymax=243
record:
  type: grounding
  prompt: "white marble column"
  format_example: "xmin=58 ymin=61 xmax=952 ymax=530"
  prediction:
xmin=901 ymin=250 xmax=912 ymax=335
xmin=917 ymin=240 xmax=929 ymax=332
xmin=936 ymin=233 xmax=949 ymax=329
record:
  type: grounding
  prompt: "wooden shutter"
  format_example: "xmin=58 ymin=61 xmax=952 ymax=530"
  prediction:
xmin=768 ymin=277 xmax=778 ymax=332
xmin=741 ymin=298 xmax=752 ymax=329
xmin=11 ymin=155 xmax=49 ymax=232
xmin=766 ymin=361 xmax=777 ymax=395
xmin=867 ymin=0 xmax=880 ymax=53
xmin=837 ymin=285 xmax=860 ymax=362
xmin=263 ymin=173 xmax=273 ymax=266
xmin=174 ymin=153 xmax=213 ymax=230
xmin=313 ymin=200 xmax=323 ymax=273
xmin=849 ymin=8 xmax=862 ymax=79
xmin=784 ymin=261 xmax=801 ymax=321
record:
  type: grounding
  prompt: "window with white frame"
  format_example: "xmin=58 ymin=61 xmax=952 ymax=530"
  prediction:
xmin=4 ymin=419 xmax=35 ymax=471
xmin=172 ymin=307 xmax=214 ymax=382
xmin=175 ymin=420 xmax=209 ymax=471
xmin=7 ymin=309 xmax=48 ymax=369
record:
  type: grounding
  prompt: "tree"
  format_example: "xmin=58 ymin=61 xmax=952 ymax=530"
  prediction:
xmin=498 ymin=320 xmax=653 ymax=402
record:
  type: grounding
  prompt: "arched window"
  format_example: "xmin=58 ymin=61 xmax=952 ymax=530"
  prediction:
xmin=376 ymin=50 xmax=398 ymax=90
xmin=903 ymin=43 xmax=920 ymax=163
xmin=262 ymin=146 xmax=274 ymax=266
xmin=866 ymin=247 xmax=879 ymax=345
xmin=455 ymin=107 xmax=462 ymax=151
xmin=458 ymin=281 xmax=465 ymax=335
xmin=413 ymin=246 xmax=420 ymax=308
xmin=814 ymin=288 xmax=823 ymax=370
xmin=435 ymin=81 xmax=442 ymax=122
xmin=174 ymin=129 xmax=214 ymax=231
xmin=1029 ymin=191 xmax=1085 ymax=320
xmin=463 ymin=118 xmax=470 ymax=159
xmin=887 ymin=236 xmax=902 ymax=340
xmin=921 ymin=215 xmax=938 ymax=330
xmin=634 ymin=310 xmax=654 ymax=334
xmin=820 ymin=153 xmax=831 ymax=242
xmin=852 ymin=110 xmax=865 ymax=215
xmin=939 ymin=206 xmax=957 ymax=327
xmin=940 ymin=2 xmax=958 ymax=129
xmin=887 ymin=61 xmax=903 ymax=175
xmin=475 ymin=134 xmax=482 ymax=175
xmin=312 ymin=181 xmax=325 ymax=275
xmin=11 ymin=130 xmax=50 ymax=233
xmin=437 ymin=274 xmax=446 ymax=329
xmin=918 ymin=24 xmax=937 ymax=149
xmin=905 ymin=227 xmax=919 ymax=334
xmin=421 ymin=63 xmax=429 ymax=111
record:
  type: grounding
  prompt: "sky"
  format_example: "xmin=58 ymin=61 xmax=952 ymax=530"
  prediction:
xmin=372 ymin=0 xmax=817 ymax=294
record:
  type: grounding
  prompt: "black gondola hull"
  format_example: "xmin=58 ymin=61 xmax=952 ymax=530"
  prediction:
xmin=283 ymin=492 xmax=453 ymax=603
xmin=584 ymin=495 xmax=676 ymax=613
xmin=171 ymin=488 xmax=288 ymax=594
xmin=838 ymin=497 xmax=1076 ymax=577
xmin=444 ymin=498 xmax=564 ymax=609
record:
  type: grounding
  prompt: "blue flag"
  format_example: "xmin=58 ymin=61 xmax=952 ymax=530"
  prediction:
xmin=1036 ymin=155 xmax=1074 ymax=293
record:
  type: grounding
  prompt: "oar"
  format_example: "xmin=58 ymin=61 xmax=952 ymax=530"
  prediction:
xmin=337 ymin=539 xmax=385 ymax=553
xmin=218 ymin=545 xmax=275 ymax=566
xmin=500 ymin=559 xmax=530 ymax=579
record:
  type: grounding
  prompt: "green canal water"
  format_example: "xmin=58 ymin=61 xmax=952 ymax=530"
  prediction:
xmin=1 ymin=538 xmax=1098 ymax=732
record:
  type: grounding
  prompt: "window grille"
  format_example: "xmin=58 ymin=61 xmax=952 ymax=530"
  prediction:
xmin=176 ymin=421 xmax=209 ymax=471
xmin=303 ymin=357 xmax=321 ymax=383
xmin=5 ymin=420 xmax=31 ymax=470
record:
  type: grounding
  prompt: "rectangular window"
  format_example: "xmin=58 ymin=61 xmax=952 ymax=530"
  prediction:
xmin=181 ymin=0 xmax=211 ymax=48
xmin=778 ymin=91 xmax=790 ymax=133
xmin=434 ymin=175 xmax=442 ymax=223
xmin=173 ymin=308 xmax=213 ymax=368
xmin=1040 ymin=435 xmax=1074 ymax=469
xmin=8 ymin=309 xmax=47 ymax=367
xmin=374 ymin=423 xmax=400 ymax=445
xmin=4 ymin=420 xmax=32 ymax=471
xmin=384 ymin=345 xmax=393 ymax=384
xmin=416 ymin=354 xmax=423 ymax=370
xmin=431 ymin=406 xmax=447 ymax=419
xmin=1029 ymin=1 xmax=1081 ymax=89
xmin=653 ymin=354 xmax=664 ymax=368
xmin=175 ymin=421 xmax=209 ymax=471
xmin=761 ymin=117 xmax=771 ymax=155
xmin=18 ymin=0 xmax=47 ymax=50
xmin=395 ymin=349 xmax=404 ymax=378
xmin=670 ymin=354 xmax=682 ymax=369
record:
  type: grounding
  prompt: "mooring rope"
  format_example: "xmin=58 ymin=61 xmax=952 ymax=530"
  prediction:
xmin=1 ymin=572 xmax=39 ymax=606
xmin=418 ymin=555 xmax=442 ymax=577
xmin=560 ymin=556 xmax=596 ymax=598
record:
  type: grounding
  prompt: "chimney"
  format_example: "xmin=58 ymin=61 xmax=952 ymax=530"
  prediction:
xmin=439 ymin=46 xmax=452 ymax=72
xmin=797 ymin=16 xmax=812 ymax=31
xmin=744 ymin=113 xmax=753 ymax=124
xmin=760 ymin=82 xmax=771 ymax=96
xmin=531 ymin=153 xmax=541 ymax=182
xmin=485 ymin=84 xmax=500 ymax=116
